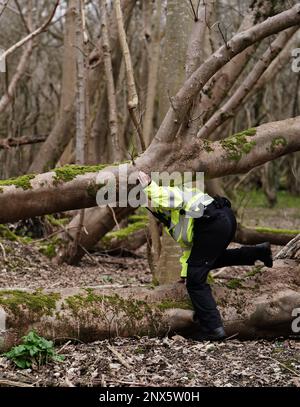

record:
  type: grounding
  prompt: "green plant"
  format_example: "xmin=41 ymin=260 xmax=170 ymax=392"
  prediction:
xmin=4 ymin=330 xmax=64 ymax=369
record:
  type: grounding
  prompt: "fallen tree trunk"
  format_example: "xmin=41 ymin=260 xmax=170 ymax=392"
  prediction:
xmin=235 ymin=224 xmax=299 ymax=246
xmin=95 ymin=223 xmax=150 ymax=254
xmin=1 ymin=117 xmax=300 ymax=224
xmin=96 ymin=223 xmax=298 ymax=254
xmin=0 ymin=259 xmax=299 ymax=350
xmin=55 ymin=205 xmax=135 ymax=264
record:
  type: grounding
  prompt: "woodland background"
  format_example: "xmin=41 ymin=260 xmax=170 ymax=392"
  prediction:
xmin=0 ymin=0 xmax=300 ymax=387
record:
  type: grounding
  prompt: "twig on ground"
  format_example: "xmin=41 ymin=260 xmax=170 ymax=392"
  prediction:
xmin=107 ymin=344 xmax=131 ymax=369
xmin=0 ymin=242 xmax=7 ymax=262
xmin=0 ymin=379 xmax=33 ymax=387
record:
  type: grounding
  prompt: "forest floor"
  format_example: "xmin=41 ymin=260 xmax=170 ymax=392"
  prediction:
xmin=0 ymin=206 xmax=300 ymax=387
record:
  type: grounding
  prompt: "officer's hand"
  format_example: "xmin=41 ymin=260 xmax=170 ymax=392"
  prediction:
xmin=138 ymin=171 xmax=151 ymax=188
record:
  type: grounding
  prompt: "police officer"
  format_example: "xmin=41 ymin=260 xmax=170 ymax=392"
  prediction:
xmin=138 ymin=171 xmax=273 ymax=341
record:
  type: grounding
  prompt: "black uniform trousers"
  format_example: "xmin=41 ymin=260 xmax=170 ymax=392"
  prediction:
xmin=186 ymin=198 xmax=260 ymax=331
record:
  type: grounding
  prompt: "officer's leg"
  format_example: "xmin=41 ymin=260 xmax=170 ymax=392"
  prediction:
xmin=211 ymin=206 xmax=273 ymax=269
xmin=186 ymin=263 xmax=222 ymax=330
xmin=186 ymin=210 xmax=233 ymax=332
xmin=213 ymin=244 xmax=273 ymax=268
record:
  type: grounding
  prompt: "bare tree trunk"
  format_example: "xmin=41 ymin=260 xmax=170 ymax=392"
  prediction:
xmin=75 ymin=0 xmax=87 ymax=164
xmin=28 ymin=0 xmax=77 ymax=173
xmin=143 ymin=0 xmax=162 ymax=147
xmin=155 ymin=0 xmax=193 ymax=284
xmin=114 ymin=0 xmax=145 ymax=152
xmin=101 ymin=0 xmax=121 ymax=162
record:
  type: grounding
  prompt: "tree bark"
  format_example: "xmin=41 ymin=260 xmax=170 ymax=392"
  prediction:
xmin=276 ymin=234 xmax=300 ymax=261
xmin=1 ymin=259 xmax=299 ymax=350
xmin=1 ymin=117 xmax=300 ymax=223
xmin=235 ymin=224 xmax=299 ymax=246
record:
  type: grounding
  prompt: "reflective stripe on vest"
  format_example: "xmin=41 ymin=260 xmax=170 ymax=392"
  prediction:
xmin=184 ymin=193 xmax=214 ymax=218
xmin=171 ymin=213 xmax=190 ymax=244
xmin=169 ymin=193 xmax=214 ymax=245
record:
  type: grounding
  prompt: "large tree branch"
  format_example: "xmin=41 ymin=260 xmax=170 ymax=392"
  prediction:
xmin=0 ymin=117 xmax=300 ymax=223
xmin=195 ymin=0 xmax=274 ymax=129
xmin=175 ymin=117 xmax=300 ymax=177
xmin=197 ymin=27 xmax=298 ymax=139
xmin=153 ymin=4 xmax=300 ymax=144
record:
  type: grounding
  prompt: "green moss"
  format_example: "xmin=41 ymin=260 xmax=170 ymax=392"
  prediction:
xmin=0 ymin=224 xmax=19 ymax=241
xmin=251 ymin=226 xmax=300 ymax=235
xmin=235 ymin=128 xmax=257 ymax=137
xmin=269 ymin=137 xmax=287 ymax=153
xmin=0 ymin=174 xmax=35 ymax=192
xmin=128 ymin=214 xmax=148 ymax=223
xmin=246 ymin=265 xmax=264 ymax=278
xmin=220 ymin=128 xmax=256 ymax=161
xmin=207 ymin=272 xmax=215 ymax=284
xmin=202 ymin=139 xmax=214 ymax=153
xmin=103 ymin=221 xmax=148 ymax=242
xmin=65 ymin=290 xmax=144 ymax=317
xmin=53 ymin=164 xmax=108 ymax=184
xmin=157 ymin=299 xmax=193 ymax=311
xmin=45 ymin=214 xmax=69 ymax=227
xmin=64 ymin=290 xmax=159 ymax=335
xmin=38 ymin=236 xmax=63 ymax=258
xmin=226 ymin=278 xmax=243 ymax=289
xmin=0 ymin=289 xmax=60 ymax=316
xmin=151 ymin=275 xmax=160 ymax=287
xmin=87 ymin=182 xmax=100 ymax=199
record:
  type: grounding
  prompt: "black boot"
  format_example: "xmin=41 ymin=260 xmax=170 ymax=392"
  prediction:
xmin=255 ymin=242 xmax=273 ymax=268
xmin=191 ymin=326 xmax=227 ymax=342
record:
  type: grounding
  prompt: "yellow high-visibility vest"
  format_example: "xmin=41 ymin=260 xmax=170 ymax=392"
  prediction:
xmin=143 ymin=180 xmax=214 ymax=277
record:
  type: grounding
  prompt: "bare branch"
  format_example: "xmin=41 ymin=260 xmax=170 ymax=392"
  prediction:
xmin=197 ymin=27 xmax=298 ymax=139
xmin=0 ymin=0 xmax=60 ymax=64
xmin=0 ymin=135 xmax=47 ymax=149
xmin=189 ymin=0 xmax=198 ymax=22
xmin=0 ymin=0 xmax=9 ymax=18
xmin=101 ymin=0 xmax=121 ymax=161
xmin=114 ymin=0 xmax=146 ymax=151
xmin=152 ymin=4 xmax=300 ymax=144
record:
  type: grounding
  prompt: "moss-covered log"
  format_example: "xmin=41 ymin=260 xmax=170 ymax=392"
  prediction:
xmin=235 ymin=224 xmax=299 ymax=246
xmin=95 ymin=215 xmax=149 ymax=254
xmin=1 ymin=260 xmax=300 ymax=351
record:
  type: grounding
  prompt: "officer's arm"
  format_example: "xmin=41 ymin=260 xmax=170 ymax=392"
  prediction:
xmin=143 ymin=180 xmax=184 ymax=210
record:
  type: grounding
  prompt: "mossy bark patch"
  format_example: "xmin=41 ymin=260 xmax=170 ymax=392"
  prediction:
xmin=269 ymin=137 xmax=288 ymax=153
xmin=0 ymin=174 xmax=36 ymax=192
xmin=220 ymin=128 xmax=256 ymax=161
xmin=251 ymin=226 xmax=300 ymax=235
xmin=157 ymin=299 xmax=193 ymax=310
xmin=202 ymin=139 xmax=214 ymax=153
xmin=53 ymin=164 xmax=108 ymax=184
xmin=63 ymin=290 xmax=164 ymax=336
xmin=102 ymin=221 xmax=148 ymax=243
xmin=0 ymin=290 xmax=61 ymax=317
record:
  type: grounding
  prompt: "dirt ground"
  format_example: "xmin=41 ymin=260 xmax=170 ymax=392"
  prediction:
xmin=1 ymin=337 xmax=300 ymax=387
xmin=0 ymin=207 xmax=299 ymax=387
